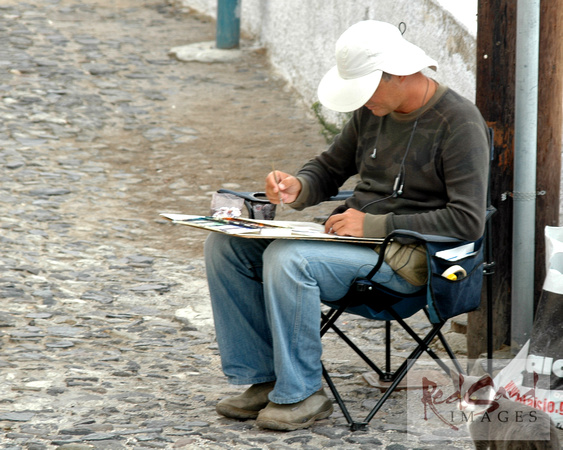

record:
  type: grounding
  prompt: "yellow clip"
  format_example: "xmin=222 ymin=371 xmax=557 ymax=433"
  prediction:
xmin=441 ymin=265 xmax=466 ymax=280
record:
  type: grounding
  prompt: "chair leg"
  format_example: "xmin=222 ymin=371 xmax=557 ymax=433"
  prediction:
xmin=322 ymin=311 xmax=456 ymax=429
xmin=363 ymin=352 xmax=422 ymax=425
xmin=362 ymin=324 xmax=445 ymax=425
xmin=484 ymin=221 xmax=495 ymax=375
xmin=420 ymin=310 xmax=464 ymax=374
xmin=320 ymin=308 xmax=344 ymax=337
xmin=435 ymin=330 xmax=464 ymax=374
xmin=384 ymin=321 xmax=392 ymax=379
xmin=322 ymin=363 xmax=368 ymax=431
xmin=322 ymin=312 xmax=387 ymax=379
xmin=390 ymin=311 xmax=452 ymax=375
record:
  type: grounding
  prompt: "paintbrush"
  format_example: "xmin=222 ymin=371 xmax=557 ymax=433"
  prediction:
xmin=271 ymin=164 xmax=284 ymax=209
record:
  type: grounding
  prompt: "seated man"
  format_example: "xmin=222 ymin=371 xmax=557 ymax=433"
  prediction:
xmin=204 ymin=20 xmax=489 ymax=431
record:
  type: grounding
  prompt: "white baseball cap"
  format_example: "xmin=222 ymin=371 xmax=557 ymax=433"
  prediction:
xmin=317 ymin=20 xmax=438 ymax=112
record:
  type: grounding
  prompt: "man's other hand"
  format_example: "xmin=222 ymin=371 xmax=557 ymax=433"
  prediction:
xmin=324 ymin=209 xmax=366 ymax=237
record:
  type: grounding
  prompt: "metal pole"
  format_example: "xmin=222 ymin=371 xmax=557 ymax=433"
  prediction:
xmin=216 ymin=0 xmax=240 ymax=49
xmin=511 ymin=0 xmax=540 ymax=352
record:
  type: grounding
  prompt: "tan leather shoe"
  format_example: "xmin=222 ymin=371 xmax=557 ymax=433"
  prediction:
xmin=216 ymin=381 xmax=275 ymax=420
xmin=255 ymin=388 xmax=333 ymax=431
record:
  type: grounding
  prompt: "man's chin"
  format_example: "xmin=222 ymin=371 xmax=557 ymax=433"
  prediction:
xmin=368 ymin=109 xmax=386 ymax=117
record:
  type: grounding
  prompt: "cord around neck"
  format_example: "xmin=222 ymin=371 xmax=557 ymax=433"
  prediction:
xmin=361 ymin=77 xmax=431 ymax=209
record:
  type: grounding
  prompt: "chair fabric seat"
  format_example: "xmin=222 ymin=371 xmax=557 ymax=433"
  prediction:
xmin=322 ymin=281 xmax=427 ymax=321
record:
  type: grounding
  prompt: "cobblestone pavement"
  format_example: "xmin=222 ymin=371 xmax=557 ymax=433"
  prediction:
xmin=0 ymin=1 xmax=488 ymax=449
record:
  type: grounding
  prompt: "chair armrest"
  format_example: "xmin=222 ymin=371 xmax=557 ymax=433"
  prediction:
xmin=216 ymin=189 xmax=355 ymax=219
xmin=217 ymin=189 xmax=270 ymax=204
xmin=328 ymin=190 xmax=354 ymax=201
xmin=387 ymin=229 xmax=464 ymax=244
xmin=217 ymin=189 xmax=354 ymax=204
xmin=386 ymin=203 xmax=496 ymax=244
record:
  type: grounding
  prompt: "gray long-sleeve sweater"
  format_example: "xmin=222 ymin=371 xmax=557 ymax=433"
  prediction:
xmin=292 ymin=84 xmax=490 ymax=241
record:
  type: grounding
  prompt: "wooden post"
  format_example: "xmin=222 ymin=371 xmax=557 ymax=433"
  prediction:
xmin=468 ymin=0 xmax=517 ymax=359
xmin=534 ymin=0 xmax=563 ymax=306
xmin=469 ymin=0 xmax=563 ymax=359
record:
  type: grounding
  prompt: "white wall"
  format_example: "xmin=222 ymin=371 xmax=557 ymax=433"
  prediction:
xmin=178 ymin=0 xmax=477 ymax=125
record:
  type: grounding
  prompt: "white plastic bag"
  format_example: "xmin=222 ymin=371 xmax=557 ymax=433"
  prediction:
xmin=494 ymin=226 xmax=563 ymax=429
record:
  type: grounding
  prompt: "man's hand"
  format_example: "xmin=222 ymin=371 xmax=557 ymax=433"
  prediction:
xmin=325 ymin=208 xmax=366 ymax=237
xmin=265 ymin=171 xmax=302 ymax=205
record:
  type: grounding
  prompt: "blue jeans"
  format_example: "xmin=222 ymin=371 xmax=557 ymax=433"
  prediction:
xmin=204 ymin=233 xmax=419 ymax=404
